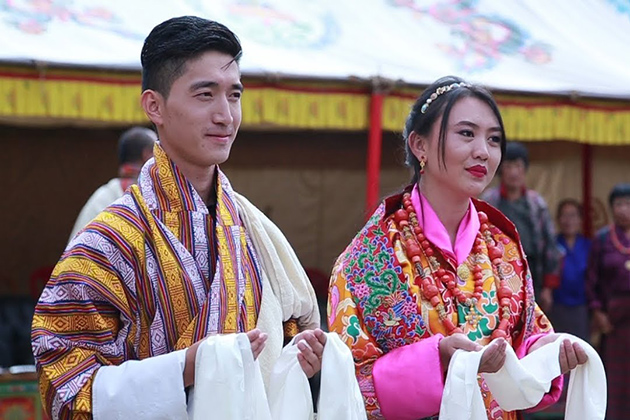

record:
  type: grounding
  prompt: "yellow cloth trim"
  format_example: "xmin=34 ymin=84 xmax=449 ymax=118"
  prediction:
xmin=215 ymin=178 xmax=238 ymax=332
xmin=383 ymin=93 xmax=630 ymax=145
xmin=242 ymin=232 xmax=257 ymax=332
xmin=1 ymin=65 xmax=629 ymax=144
xmin=129 ymin=183 xmax=193 ymax=336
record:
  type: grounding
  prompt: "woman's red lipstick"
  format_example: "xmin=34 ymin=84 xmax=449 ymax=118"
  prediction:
xmin=467 ymin=165 xmax=488 ymax=178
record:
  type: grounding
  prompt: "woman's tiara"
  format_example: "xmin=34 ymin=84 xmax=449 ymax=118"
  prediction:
xmin=421 ymin=82 xmax=471 ymax=114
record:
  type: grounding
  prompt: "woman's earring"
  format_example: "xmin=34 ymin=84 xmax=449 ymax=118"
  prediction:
xmin=419 ymin=158 xmax=426 ymax=175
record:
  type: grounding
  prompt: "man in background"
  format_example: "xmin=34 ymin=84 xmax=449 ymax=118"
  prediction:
xmin=68 ymin=126 xmax=156 ymax=239
xmin=481 ymin=141 xmax=561 ymax=311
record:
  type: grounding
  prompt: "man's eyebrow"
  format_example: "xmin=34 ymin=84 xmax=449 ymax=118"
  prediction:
xmin=188 ymin=81 xmax=244 ymax=92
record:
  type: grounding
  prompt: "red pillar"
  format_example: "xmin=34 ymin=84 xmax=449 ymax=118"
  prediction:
xmin=366 ymin=92 xmax=384 ymax=218
xmin=582 ymin=144 xmax=593 ymax=237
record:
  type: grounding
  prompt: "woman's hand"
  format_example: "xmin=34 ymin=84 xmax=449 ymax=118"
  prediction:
xmin=478 ymin=338 xmax=507 ymax=373
xmin=439 ymin=333 xmax=482 ymax=372
xmin=528 ymin=334 xmax=588 ymax=374
xmin=558 ymin=339 xmax=588 ymax=374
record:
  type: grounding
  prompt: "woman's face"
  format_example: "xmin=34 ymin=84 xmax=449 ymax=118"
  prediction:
xmin=410 ymin=96 xmax=503 ymax=200
xmin=612 ymin=196 xmax=630 ymax=228
xmin=558 ymin=204 xmax=582 ymax=237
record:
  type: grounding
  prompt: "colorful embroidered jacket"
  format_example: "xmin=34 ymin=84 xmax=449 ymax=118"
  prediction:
xmin=32 ymin=145 xmax=263 ymax=419
xmin=328 ymin=191 xmax=557 ymax=420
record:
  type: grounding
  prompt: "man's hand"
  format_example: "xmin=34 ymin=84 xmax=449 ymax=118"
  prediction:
xmin=294 ymin=328 xmax=327 ymax=378
xmin=527 ymin=334 xmax=588 ymax=374
xmin=592 ymin=310 xmax=613 ymax=334
xmin=539 ymin=287 xmax=554 ymax=313
xmin=438 ymin=333 xmax=482 ymax=372
xmin=183 ymin=329 xmax=268 ymax=388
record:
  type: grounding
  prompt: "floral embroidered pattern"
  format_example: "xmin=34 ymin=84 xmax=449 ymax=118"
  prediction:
xmin=329 ymin=195 xmax=552 ymax=419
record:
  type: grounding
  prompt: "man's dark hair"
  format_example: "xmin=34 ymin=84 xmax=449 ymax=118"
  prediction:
xmin=141 ymin=16 xmax=242 ymax=98
xmin=118 ymin=127 xmax=156 ymax=165
xmin=609 ymin=183 xmax=630 ymax=207
xmin=504 ymin=141 xmax=529 ymax=168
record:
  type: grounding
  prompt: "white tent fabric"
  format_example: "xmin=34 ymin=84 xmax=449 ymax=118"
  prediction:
xmin=1 ymin=0 xmax=630 ymax=98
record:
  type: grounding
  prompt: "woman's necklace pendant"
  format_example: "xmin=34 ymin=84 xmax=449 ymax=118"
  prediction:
xmin=465 ymin=305 xmax=482 ymax=328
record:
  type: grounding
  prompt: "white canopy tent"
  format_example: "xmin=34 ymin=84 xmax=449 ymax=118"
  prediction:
xmin=1 ymin=0 xmax=629 ymax=300
xmin=1 ymin=0 xmax=630 ymax=98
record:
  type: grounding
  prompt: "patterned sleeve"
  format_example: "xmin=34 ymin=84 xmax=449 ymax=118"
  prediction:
xmin=328 ymin=257 xmax=385 ymax=419
xmin=31 ymin=234 xmax=135 ymax=420
xmin=524 ymin=301 xmax=555 ymax=338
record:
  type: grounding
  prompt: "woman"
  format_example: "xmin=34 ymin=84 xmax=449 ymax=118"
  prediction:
xmin=550 ymin=199 xmax=591 ymax=341
xmin=587 ymin=183 xmax=630 ymax=420
xmin=328 ymin=76 xmax=587 ymax=420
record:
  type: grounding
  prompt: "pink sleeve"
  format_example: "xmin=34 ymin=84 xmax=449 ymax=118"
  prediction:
xmin=372 ymin=334 xmax=445 ymax=420
xmin=516 ymin=334 xmax=564 ymax=412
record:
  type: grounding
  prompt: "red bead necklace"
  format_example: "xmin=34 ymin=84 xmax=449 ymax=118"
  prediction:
xmin=610 ymin=224 xmax=630 ymax=255
xmin=395 ymin=192 xmax=513 ymax=339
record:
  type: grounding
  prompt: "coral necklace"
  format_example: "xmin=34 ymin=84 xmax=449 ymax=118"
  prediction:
xmin=610 ymin=225 xmax=630 ymax=272
xmin=394 ymin=192 xmax=512 ymax=339
xmin=610 ymin=224 xmax=630 ymax=255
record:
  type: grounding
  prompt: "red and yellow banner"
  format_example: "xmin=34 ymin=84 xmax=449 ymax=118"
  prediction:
xmin=1 ymin=65 xmax=629 ymax=145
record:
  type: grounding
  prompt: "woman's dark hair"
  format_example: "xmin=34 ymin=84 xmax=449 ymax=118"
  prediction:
xmin=403 ymin=75 xmax=506 ymax=183
xmin=141 ymin=16 xmax=242 ymax=98
xmin=609 ymin=183 xmax=630 ymax=207
xmin=556 ymin=198 xmax=583 ymax=220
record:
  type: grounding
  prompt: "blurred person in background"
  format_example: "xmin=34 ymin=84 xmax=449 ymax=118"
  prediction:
xmin=549 ymin=199 xmax=591 ymax=341
xmin=481 ymin=141 xmax=561 ymax=312
xmin=68 ymin=126 xmax=156 ymax=240
xmin=587 ymin=183 xmax=630 ymax=420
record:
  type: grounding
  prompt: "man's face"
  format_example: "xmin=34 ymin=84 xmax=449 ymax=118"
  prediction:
xmin=154 ymin=51 xmax=243 ymax=171
xmin=500 ymin=159 xmax=527 ymax=190
xmin=612 ymin=196 xmax=630 ymax=228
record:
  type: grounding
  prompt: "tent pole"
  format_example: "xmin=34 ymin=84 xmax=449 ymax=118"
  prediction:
xmin=366 ymin=90 xmax=384 ymax=218
xmin=582 ymin=143 xmax=593 ymax=237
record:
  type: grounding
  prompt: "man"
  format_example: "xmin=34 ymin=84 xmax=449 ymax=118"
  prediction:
xmin=32 ymin=16 xmax=325 ymax=420
xmin=481 ymin=141 xmax=561 ymax=311
xmin=68 ymin=126 xmax=156 ymax=240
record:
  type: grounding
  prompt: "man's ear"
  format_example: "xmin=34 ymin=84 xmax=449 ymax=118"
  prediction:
xmin=141 ymin=90 xmax=164 ymax=127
